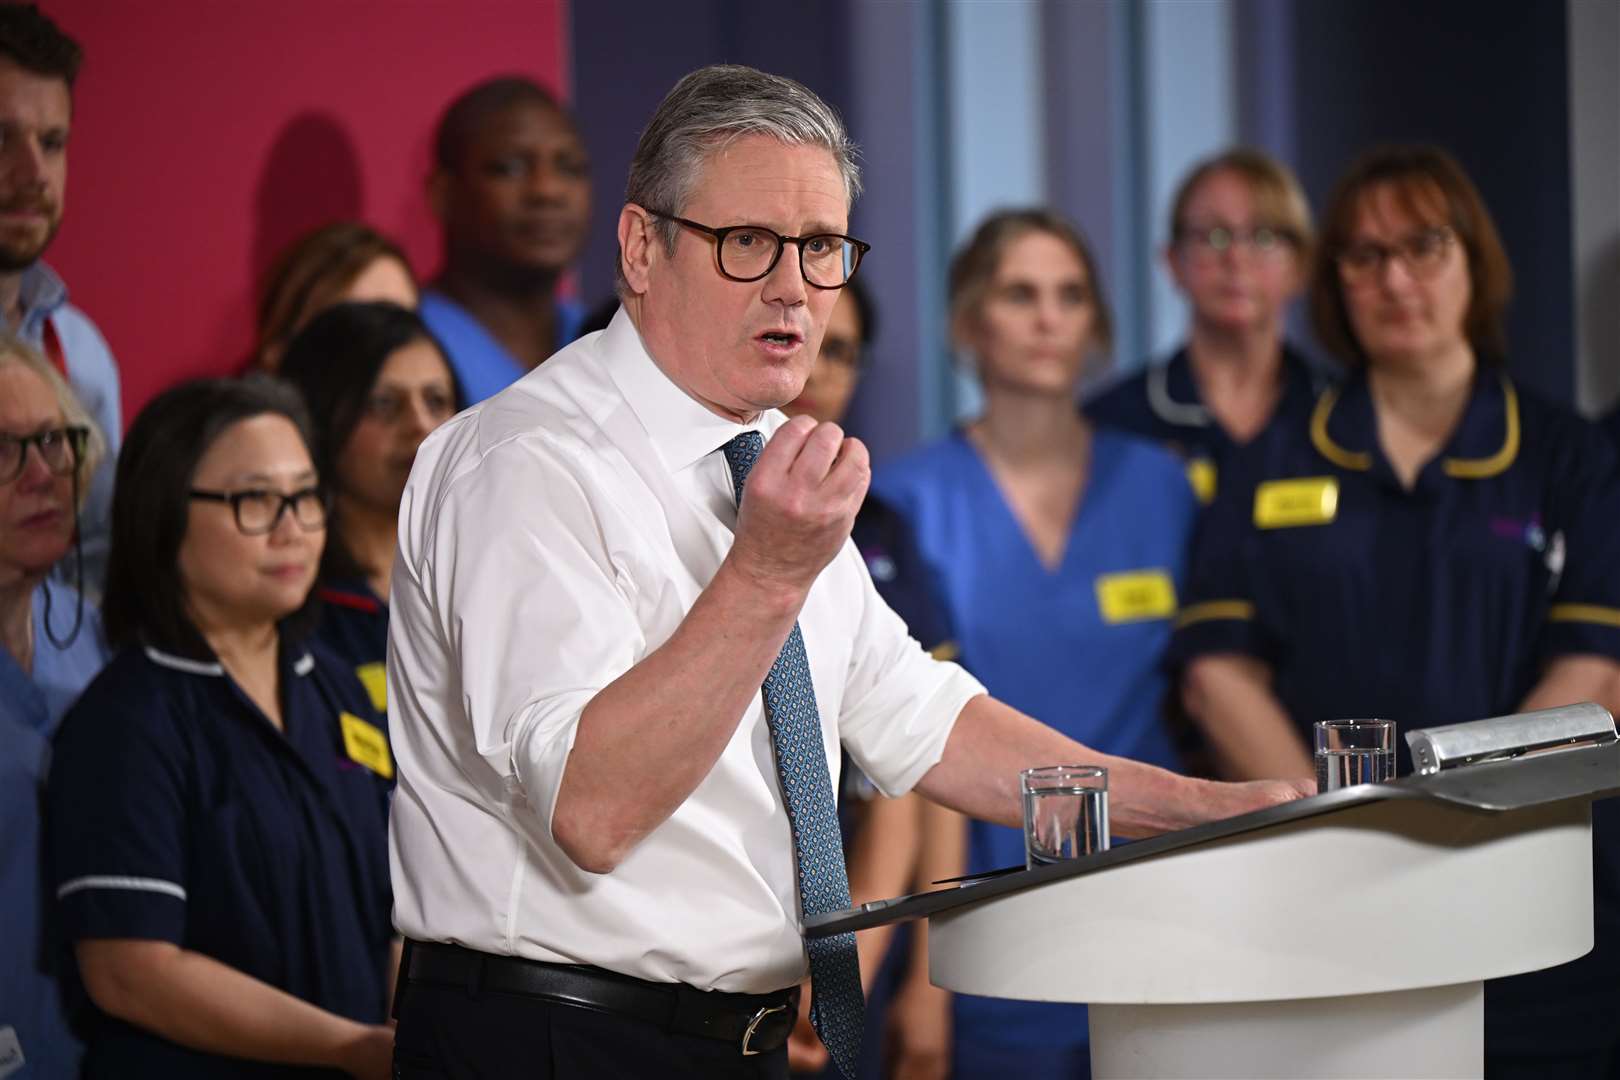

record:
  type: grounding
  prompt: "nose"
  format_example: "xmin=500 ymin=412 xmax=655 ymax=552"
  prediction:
xmin=14 ymin=442 xmax=57 ymax=491
xmin=760 ymin=240 xmax=809 ymax=307
xmin=402 ymin=394 xmax=437 ymax=440
xmin=5 ymin=136 xmax=46 ymax=190
xmin=1375 ymin=251 xmax=1417 ymax=292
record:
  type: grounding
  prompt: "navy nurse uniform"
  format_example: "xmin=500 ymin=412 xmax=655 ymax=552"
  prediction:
xmin=1084 ymin=344 xmax=1327 ymax=505
xmin=315 ymin=580 xmax=389 ymax=714
xmin=47 ymin=641 xmax=395 ymax=1078
xmin=875 ymin=428 xmax=1195 ymax=1080
xmin=1172 ymin=370 xmax=1620 ymax=1072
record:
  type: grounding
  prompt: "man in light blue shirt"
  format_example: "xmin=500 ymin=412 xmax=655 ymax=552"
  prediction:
xmin=0 ymin=6 xmax=120 ymax=601
xmin=421 ymin=76 xmax=590 ymax=403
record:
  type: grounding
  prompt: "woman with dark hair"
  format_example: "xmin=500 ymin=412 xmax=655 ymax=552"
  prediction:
xmin=874 ymin=208 xmax=1198 ymax=1079
xmin=1173 ymin=145 xmax=1620 ymax=1075
xmin=278 ymin=301 xmax=462 ymax=710
xmin=251 ymin=222 xmax=419 ymax=372
xmin=48 ymin=377 xmax=397 ymax=1079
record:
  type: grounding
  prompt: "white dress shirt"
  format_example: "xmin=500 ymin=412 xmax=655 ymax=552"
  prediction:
xmin=388 ymin=308 xmax=985 ymax=993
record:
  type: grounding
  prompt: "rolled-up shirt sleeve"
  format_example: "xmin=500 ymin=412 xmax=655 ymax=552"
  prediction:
xmin=398 ymin=432 xmax=647 ymax=844
xmin=834 ymin=544 xmax=986 ymax=798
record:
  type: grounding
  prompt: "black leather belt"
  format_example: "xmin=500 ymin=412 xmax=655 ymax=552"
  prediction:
xmin=403 ymin=940 xmax=799 ymax=1056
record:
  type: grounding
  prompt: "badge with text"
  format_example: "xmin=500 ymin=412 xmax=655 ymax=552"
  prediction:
xmin=340 ymin=711 xmax=394 ymax=780
xmin=1185 ymin=458 xmax=1217 ymax=505
xmin=355 ymin=661 xmax=388 ymax=713
xmin=1253 ymin=476 xmax=1339 ymax=529
xmin=1095 ymin=569 xmax=1178 ymax=624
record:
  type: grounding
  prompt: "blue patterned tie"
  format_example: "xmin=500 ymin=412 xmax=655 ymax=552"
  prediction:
xmin=722 ymin=431 xmax=864 ymax=1079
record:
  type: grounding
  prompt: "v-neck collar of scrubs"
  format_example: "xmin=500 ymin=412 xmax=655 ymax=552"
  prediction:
xmin=951 ymin=426 xmax=1119 ymax=578
xmin=1309 ymin=369 xmax=1519 ymax=495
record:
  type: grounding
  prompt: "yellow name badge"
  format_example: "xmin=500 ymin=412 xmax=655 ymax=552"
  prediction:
xmin=355 ymin=661 xmax=387 ymax=713
xmin=340 ymin=712 xmax=394 ymax=780
xmin=1186 ymin=458 xmax=1217 ymax=505
xmin=1253 ymin=476 xmax=1339 ymax=529
xmin=1095 ymin=569 xmax=1178 ymax=625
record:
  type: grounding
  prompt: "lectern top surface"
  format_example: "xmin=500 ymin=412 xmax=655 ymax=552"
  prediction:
xmin=803 ymin=740 xmax=1620 ymax=938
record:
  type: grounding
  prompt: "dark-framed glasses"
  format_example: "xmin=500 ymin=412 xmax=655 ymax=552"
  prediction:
xmin=188 ymin=486 xmax=328 ymax=535
xmin=0 ymin=425 xmax=88 ymax=484
xmin=646 ymin=209 xmax=870 ymax=289
xmin=1178 ymin=224 xmax=1296 ymax=259
xmin=1336 ymin=225 xmax=1456 ymax=285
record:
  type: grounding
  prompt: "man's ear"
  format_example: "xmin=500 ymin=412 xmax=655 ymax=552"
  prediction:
xmin=427 ymin=168 xmax=451 ymax=223
xmin=618 ymin=204 xmax=656 ymax=295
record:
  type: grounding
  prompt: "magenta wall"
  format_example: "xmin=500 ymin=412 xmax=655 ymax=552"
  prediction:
xmin=44 ymin=0 xmax=567 ymax=426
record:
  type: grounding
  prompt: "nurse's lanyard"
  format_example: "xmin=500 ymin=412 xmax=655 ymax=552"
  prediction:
xmin=37 ymin=315 xmax=87 ymax=649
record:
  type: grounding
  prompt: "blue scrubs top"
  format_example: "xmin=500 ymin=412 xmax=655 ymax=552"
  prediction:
xmin=1084 ymin=343 xmax=1328 ymax=505
xmin=314 ymin=580 xmax=389 ymax=714
xmin=419 ymin=290 xmax=586 ymax=405
xmin=1 ymin=586 xmax=106 ymax=1079
xmin=48 ymin=640 xmax=395 ymax=1078
xmin=874 ymin=428 xmax=1196 ymax=1059
xmin=1173 ymin=369 xmax=1620 ymax=1058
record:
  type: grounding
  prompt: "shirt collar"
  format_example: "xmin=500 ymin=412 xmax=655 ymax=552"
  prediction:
xmin=16 ymin=262 xmax=66 ymax=333
xmin=600 ymin=306 xmax=786 ymax=472
xmin=1310 ymin=368 xmax=1520 ymax=480
xmin=1150 ymin=344 xmax=1325 ymax=430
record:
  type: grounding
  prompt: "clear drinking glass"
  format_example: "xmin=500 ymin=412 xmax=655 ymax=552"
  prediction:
xmin=1020 ymin=765 xmax=1109 ymax=868
xmin=1313 ymin=719 xmax=1396 ymax=791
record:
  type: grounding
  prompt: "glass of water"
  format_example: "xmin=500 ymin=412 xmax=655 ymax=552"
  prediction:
xmin=1313 ymin=719 xmax=1396 ymax=791
xmin=1020 ymin=765 xmax=1109 ymax=868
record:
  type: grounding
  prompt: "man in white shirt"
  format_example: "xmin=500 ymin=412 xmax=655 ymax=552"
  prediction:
xmin=387 ymin=64 xmax=1308 ymax=1080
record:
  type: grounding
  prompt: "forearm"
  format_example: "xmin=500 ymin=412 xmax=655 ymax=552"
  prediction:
xmin=77 ymin=940 xmax=380 ymax=1071
xmin=553 ymin=556 xmax=803 ymax=872
xmin=1519 ymin=655 xmax=1620 ymax=716
xmin=1182 ymin=654 xmax=1312 ymax=780
xmin=915 ymin=694 xmax=1303 ymax=838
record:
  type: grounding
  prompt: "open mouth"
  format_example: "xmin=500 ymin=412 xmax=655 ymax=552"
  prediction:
xmin=758 ymin=330 xmax=803 ymax=348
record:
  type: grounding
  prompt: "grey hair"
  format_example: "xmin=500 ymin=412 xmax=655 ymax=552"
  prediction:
xmin=617 ymin=64 xmax=861 ymax=295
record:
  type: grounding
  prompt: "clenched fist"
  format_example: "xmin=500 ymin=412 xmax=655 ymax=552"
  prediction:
xmin=729 ymin=415 xmax=870 ymax=597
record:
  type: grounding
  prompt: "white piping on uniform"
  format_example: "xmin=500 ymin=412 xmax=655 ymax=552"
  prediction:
xmin=292 ymin=653 xmax=315 ymax=677
xmin=143 ymin=647 xmax=224 ymax=677
xmin=1147 ymin=363 xmax=1211 ymax=428
xmin=57 ymin=875 xmax=187 ymax=901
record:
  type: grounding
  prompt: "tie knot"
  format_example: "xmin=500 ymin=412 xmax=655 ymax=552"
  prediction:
xmin=721 ymin=430 xmax=765 ymax=507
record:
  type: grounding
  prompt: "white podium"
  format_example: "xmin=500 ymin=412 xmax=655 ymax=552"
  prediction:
xmin=809 ymin=709 xmax=1620 ymax=1080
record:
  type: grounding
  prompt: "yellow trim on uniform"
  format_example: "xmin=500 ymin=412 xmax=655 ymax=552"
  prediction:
xmin=1442 ymin=375 xmax=1520 ymax=478
xmin=1174 ymin=600 xmax=1256 ymax=630
xmin=1548 ymin=603 xmax=1620 ymax=628
xmin=1312 ymin=373 xmax=1520 ymax=479
xmin=929 ymin=640 xmax=961 ymax=662
xmin=1309 ymin=387 xmax=1372 ymax=471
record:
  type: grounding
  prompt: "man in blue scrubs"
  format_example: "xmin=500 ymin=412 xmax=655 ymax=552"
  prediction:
xmin=420 ymin=77 xmax=590 ymax=404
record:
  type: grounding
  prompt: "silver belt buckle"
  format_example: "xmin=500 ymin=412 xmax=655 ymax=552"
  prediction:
xmin=740 ymin=1002 xmax=789 ymax=1056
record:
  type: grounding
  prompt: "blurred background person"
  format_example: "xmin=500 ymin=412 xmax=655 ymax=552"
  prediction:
xmin=0 ymin=340 xmax=105 ymax=1079
xmin=0 ymin=5 xmax=120 ymax=602
xmin=421 ymin=76 xmax=591 ymax=403
xmin=782 ymin=280 xmax=958 ymax=1080
xmin=49 ymin=377 xmax=397 ymax=1079
xmin=875 ymin=208 xmax=1198 ymax=1079
xmin=278 ymin=301 xmax=462 ymax=711
xmin=1085 ymin=148 xmax=1321 ymax=506
xmin=250 ymin=221 xmax=419 ymax=372
xmin=1173 ymin=145 xmax=1620 ymax=1077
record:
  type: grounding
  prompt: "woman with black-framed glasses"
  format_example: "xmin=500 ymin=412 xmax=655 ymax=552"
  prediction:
xmin=0 ymin=339 xmax=108 ymax=1080
xmin=1174 ymin=145 xmax=1620 ymax=1076
xmin=48 ymin=376 xmax=399 ymax=1079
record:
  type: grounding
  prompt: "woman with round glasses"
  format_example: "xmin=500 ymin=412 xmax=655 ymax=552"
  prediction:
xmin=1173 ymin=145 xmax=1620 ymax=1074
xmin=875 ymin=208 xmax=1197 ymax=1079
xmin=1 ymin=340 xmax=107 ymax=1078
xmin=1086 ymin=148 xmax=1324 ymax=507
xmin=278 ymin=302 xmax=463 ymax=712
xmin=48 ymin=377 xmax=398 ymax=1079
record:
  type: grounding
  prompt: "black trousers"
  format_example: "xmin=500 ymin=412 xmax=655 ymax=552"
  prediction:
xmin=393 ymin=975 xmax=791 ymax=1080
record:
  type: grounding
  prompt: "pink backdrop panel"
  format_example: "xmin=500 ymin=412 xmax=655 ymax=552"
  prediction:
xmin=43 ymin=0 xmax=567 ymax=427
